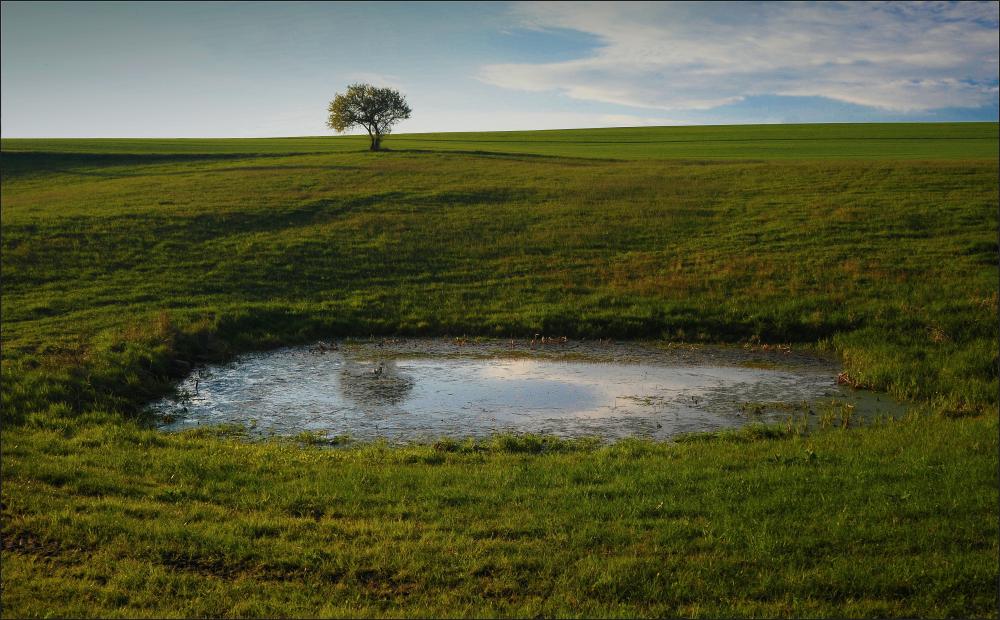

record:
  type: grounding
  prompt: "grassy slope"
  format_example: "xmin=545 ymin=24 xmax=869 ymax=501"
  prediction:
xmin=1 ymin=123 xmax=998 ymax=617
xmin=2 ymin=122 xmax=998 ymax=159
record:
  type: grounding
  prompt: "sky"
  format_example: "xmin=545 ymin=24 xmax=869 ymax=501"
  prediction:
xmin=2 ymin=1 xmax=997 ymax=137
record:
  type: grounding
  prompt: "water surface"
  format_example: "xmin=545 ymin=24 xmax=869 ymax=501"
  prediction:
xmin=151 ymin=340 xmax=906 ymax=441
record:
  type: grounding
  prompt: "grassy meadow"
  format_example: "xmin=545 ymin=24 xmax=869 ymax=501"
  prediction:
xmin=1 ymin=123 xmax=998 ymax=617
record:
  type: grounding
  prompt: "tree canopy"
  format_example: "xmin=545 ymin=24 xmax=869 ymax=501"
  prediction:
xmin=327 ymin=84 xmax=411 ymax=151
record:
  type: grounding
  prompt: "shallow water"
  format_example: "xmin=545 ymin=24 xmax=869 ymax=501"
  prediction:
xmin=151 ymin=339 xmax=907 ymax=442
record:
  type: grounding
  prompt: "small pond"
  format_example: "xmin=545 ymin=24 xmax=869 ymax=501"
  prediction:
xmin=151 ymin=339 xmax=907 ymax=442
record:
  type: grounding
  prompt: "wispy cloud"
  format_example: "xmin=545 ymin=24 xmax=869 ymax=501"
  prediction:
xmin=480 ymin=1 xmax=1000 ymax=113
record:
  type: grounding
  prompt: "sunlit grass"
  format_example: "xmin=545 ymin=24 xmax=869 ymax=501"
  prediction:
xmin=1 ymin=123 xmax=997 ymax=617
xmin=2 ymin=414 xmax=995 ymax=617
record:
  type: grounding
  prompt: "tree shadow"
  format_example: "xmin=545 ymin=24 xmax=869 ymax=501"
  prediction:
xmin=390 ymin=148 xmax=621 ymax=164
xmin=0 ymin=151 xmax=343 ymax=180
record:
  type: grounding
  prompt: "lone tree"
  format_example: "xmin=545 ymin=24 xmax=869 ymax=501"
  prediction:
xmin=327 ymin=84 xmax=411 ymax=151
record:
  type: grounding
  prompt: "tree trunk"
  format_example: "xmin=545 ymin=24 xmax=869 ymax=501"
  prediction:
xmin=370 ymin=135 xmax=381 ymax=151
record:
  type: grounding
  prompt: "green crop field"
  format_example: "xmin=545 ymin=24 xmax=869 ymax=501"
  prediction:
xmin=1 ymin=123 xmax=998 ymax=617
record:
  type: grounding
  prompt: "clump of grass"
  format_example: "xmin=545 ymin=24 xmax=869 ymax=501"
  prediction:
xmin=739 ymin=400 xmax=811 ymax=416
xmin=816 ymin=400 xmax=861 ymax=429
xmin=674 ymin=422 xmax=796 ymax=443
xmin=178 ymin=423 xmax=248 ymax=439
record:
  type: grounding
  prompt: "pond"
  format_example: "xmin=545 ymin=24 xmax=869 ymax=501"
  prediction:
xmin=150 ymin=338 xmax=907 ymax=442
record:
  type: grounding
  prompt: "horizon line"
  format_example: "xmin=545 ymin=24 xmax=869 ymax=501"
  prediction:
xmin=3 ymin=120 xmax=999 ymax=141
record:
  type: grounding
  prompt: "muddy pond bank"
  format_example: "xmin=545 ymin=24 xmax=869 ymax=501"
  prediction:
xmin=151 ymin=338 xmax=908 ymax=442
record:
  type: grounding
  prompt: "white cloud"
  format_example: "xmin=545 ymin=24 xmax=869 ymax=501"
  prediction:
xmin=480 ymin=1 xmax=1000 ymax=112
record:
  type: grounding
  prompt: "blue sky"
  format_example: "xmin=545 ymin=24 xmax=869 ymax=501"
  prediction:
xmin=2 ymin=1 xmax=997 ymax=137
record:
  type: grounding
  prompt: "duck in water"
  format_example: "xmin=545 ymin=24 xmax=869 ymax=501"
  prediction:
xmin=372 ymin=362 xmax=384 ymax=377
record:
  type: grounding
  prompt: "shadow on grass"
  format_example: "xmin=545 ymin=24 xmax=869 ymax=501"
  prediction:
xmin=0 ymin=151 xmax=338 ymax=179
xmin=390 ymin=148 xmax=621 ymax=164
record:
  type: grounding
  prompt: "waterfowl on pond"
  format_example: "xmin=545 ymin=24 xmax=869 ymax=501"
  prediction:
xmin=372 ymin=362 xmax=384 ymax=377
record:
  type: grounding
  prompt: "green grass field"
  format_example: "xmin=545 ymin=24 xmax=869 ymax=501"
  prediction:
xmin=2 ymin=123 xmax=998 ymax=617
xmin=3 ymin=122 xmax=997 ymax=159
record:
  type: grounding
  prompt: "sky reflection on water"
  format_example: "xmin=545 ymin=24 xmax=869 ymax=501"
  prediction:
xmin=152 ymin=346 xmax=906 ymax=441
